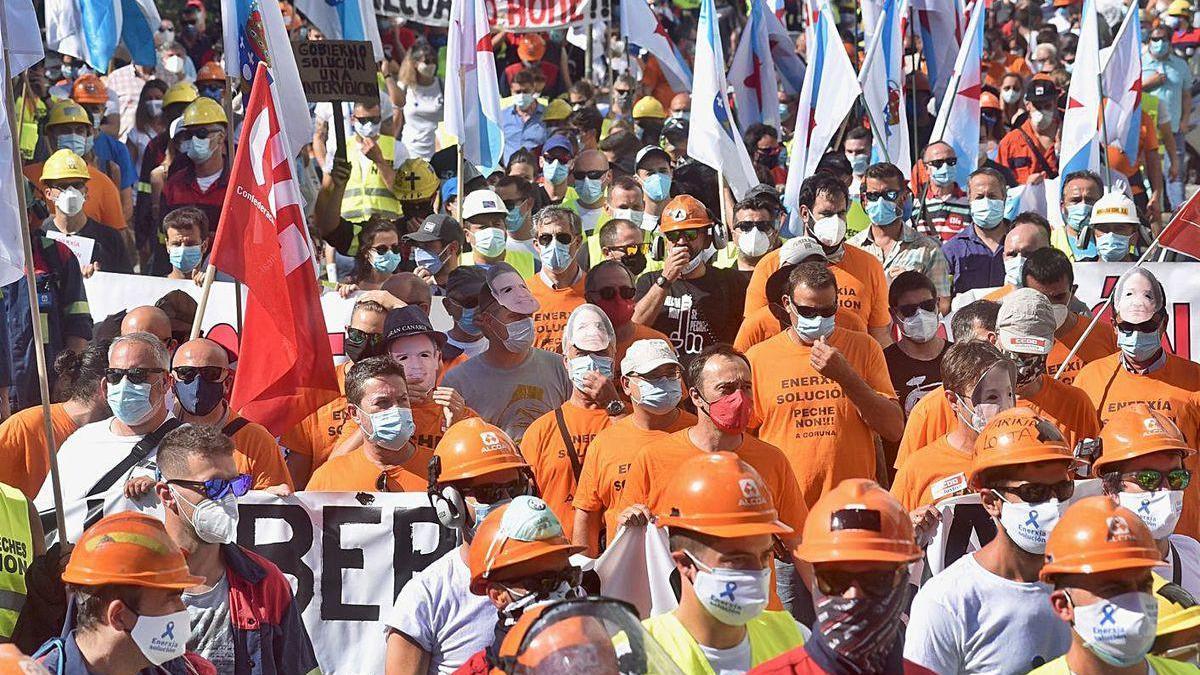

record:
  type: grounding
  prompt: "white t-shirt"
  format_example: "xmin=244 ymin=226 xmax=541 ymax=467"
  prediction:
xmin=34 ymin=417 xmax=167 ymax=542
xmin=697 ymin=635 xmax=751 ymax=675
xmin=385 ymin=547 xmax=496 ymax=675
xmin=1158 ymin=534 xmax=1200 ymax=598
xmin=195 ymin=168 xmax=222 ymax=193
xmin=400 ymin=79 xmax=443 ymax=160
xmin=905 ymin=553 xmax=1071 ymax=674
xmin=579 ymin=205 xmax=605 ymax=235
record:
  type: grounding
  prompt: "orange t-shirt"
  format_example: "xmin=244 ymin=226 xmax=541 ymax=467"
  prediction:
xmin=734 ymin=304 xmax=868 ymax=353
xmin=1073 ymin=353 xmax=1200 ymax=539
xmin=997 ymin=120 xmax=1059 ymax=185
xmin=411 ymin=399 xmax=479 ymax=451
xmin=983 ymin=285 xmax=1014 ymax=302
xmin=305 ymin=442 xmax=435 ymax=492
xmin=226 ymin=415 xmax=295 ymax=490
xmin=895 ymin=386 xmax=954 ymax=470
xmin=614 ymin=323 xmax=672 ymax=370
xmin=24 ymin=161 xmax=126 ymax=230
xmin=747 ymin=327 xmax=896 ymax=510
xmin=528 ymin=272 xmax=587 ymax=354
xmin=890 ymin=435 xmax=973 ymax=512
xmin=0 ymin=403 xmax=79 ymax=499
xmin=744 ymin=245 xmax=890 ymax=330
xmin=519 ymin=402 xmax=612 ymax=539
xmin=279 ymin=362 xmax=353 ymax=472
xmin=1047 ymin=315 xmax=1118 ymax=386
xmin=573 ymin=410 xmax=696 ymax=536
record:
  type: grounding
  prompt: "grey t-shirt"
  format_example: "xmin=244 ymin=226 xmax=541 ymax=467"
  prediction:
xmin=183 ymin=573 xmax=236 ymax=674
xmin=441 ymin=348 xmax=571 ymax=443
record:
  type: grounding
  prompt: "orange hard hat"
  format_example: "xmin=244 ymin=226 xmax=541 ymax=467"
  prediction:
xmin=1093 ymin=403 xmax=1194 ymax=477
xmin=71 ymin=74 xmax=108 ymax=105
xmin=468 ymin=496 xmax=583 ymax=594
xmin=793 ymin=478 xmax=920 ymax=564
xmin=659 ymin=194 xmax=713 ymax=233
xmin=196 ymin=61 xmax=227 ymax=83
xmin=0 ymin=644 xmax=49 ymax=674
xmin=969 ymin=408 xmax=1074 ymax=489
xmin=1040 ymin=496 xmax=1162 ymax=582
xmin=517 ymin=34 xmax=548 ymax=62
xmin=655 ymin=452 xmax=792 ymax=539
xmin=434 ymin=417 xmax=530 ymax=484
xmin=980 ymin=91 xmax=1001 ymax=111
xmin=62 ymin=512 xmax=204 ymax=590
xmin=503 ymin=610 xmax=617 ymax=672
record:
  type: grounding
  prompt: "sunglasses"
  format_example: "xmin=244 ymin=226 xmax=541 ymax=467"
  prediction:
xmin=354 ymin=116 xmax=382 ymax=125
xmin=345 ymin=327 xmax=383 ymax=346
xmin=664 ymin=229 xmax=702 ymax=243
xmin=894 ymin=299 xmax=937 ymax=318
xmin=513 ymin=567 xmax=583 ymax=596
xmin=466 ymin=479 xmax=531 ymax=504
xmin=816 ymin=567 xmax=903 ymax=598
xmin=1117 ymin=317 xmax=1161 ymax=333
xmin=789 ymin=299 xmax=837 ymax=319
xmin=1111 ymin=468 xmax=1192 ymax=492
xmin=992 ymin=480 xmax=1074 ymax=504
xmin=734 ymin=220 xmax=774 ymax=233
xmin=369 ymin=244 xmax=404 ymax=255
xmin=502 ymin=199 xmax=527 ymax=211
xmin=537 ymin=233 xmax=574 ymax=246
xmin=926 ymin=158 xmax=958 ymax=169
xmin=545 ymin=152 xmax=572 ymax=164
xmin=51 ymin=181 xmax=87 ymax=192
xmin=861 ymin=189 xmax=902 ymax=202
xmin=179 ymin=127 xmax=221 ymax=141
xmin=105 ymin=367 xmax=165 ymax=385
xmin=603 ymin=244 xmax=647 ymax=257
xmin=171 ymin=365 xmax=227 ymax=383
xmin=573 ymin=170 xmax=606 ymax=181
xmin=168 ymin=473 xmax=252 ymax=501
xmin=594 ymin=286 xmax=636 ymax=301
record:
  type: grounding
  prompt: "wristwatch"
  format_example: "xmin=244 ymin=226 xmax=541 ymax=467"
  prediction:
xmin=605 ymin=400 xmax=626 ymax=416
xmin=654 ymin=275 xmax=670 ymax=289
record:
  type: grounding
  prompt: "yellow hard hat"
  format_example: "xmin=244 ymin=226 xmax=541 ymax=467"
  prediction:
xmin=544 ymin=98 xmax=571 ymax=122
xmin=162 ymin=81 xmax=199 ymax=108
xmin=1155 ymin=574 xmax=1200 ymax=637
xmin=394 ymin=159 xmax=439 ymax=202
xmin=632 ymin=96 xmax=667 ymax=120
xmin=46 ymin=101 xmax=90 ymax=128
xmin=1167 ymin=0 xmax=1192 ymax=15
xmin=41 ymin=149 xmax=92 ymax=182
xmin=182 ymin=97 xmax=228 ymax=127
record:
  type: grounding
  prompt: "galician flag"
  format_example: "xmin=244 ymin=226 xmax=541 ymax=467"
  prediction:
xmin=445 ymin=0 xmax=505 ymax=171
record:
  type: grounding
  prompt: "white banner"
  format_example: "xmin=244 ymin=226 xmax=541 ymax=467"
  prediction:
xmin=1070 ymin=262 xmax=1199 ymax=361
xmin=374 ymin=0 xmax=592 ymax=29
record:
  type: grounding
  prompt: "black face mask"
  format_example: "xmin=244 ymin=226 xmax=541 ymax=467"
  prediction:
xmin=174 ymin=377 xmax=225 ymax=416
xmin=621 ymin=253 xmax=647 ymax=276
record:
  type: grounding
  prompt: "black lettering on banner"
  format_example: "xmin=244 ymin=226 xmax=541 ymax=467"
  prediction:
xmin=236 ymin=502 xmax=316 ymax=611
xmin=393 ymin=506 xmax=456 ymax=596
xmin=322 ymin=506 xmax=382 ymax=622
xmin=940 ymin=503 xmax=996 ymax=570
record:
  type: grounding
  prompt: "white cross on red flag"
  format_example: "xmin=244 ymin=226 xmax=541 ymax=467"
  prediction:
xmin=210 ymin=63 xmax=339 ymax=435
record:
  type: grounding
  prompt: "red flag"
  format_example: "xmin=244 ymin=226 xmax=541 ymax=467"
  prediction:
xmin=1159 ymin=189 xmax=1200 ymax=260
xmin=210 ymin=63 xmax=339 ymax=435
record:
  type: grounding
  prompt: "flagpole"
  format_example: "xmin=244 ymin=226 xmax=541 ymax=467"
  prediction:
xmin=456 ymin=63 xmax=465 ymax=216
xmin=907 ymin=4 xmax=921 ymax=169
xmin=0 ymin=9 xmax=67 ymax=539
xmin=857 ymin=9 xmax=893 ymax=165
xmin=1097 ymin=69 xmax=1114 ymax=189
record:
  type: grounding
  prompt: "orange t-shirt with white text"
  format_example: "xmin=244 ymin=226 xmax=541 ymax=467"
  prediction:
xmin=226 ymin=415 xmax=295 ymax=490
xmin=519 ymin=402 xmax=612 ymax=539
xmin=747 ymin=327 xmax=896 ymax=510
xmin=734 ymin=304 xmax=868 ymax=353
xmin=890 ymin=435 xmax=973 ymax=512
xmin=279 ymin=361 xmax=352 ymax=472
xmin=0 ymin=403 xmax=79 ymax=499
xmin=528 ymin=272 xmax=587 ymax=354
xmin=1047 ymin=315 xmax=1118 ymax=385
xmin=744 ymin=245 xmax=890 ymax=330
xmin=305 ymin=442 xmax=435 ymax=492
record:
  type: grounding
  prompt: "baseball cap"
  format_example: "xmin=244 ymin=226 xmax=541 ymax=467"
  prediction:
xmin=996 ymin=288 xmax=1056 ymax=355
xmin=405 ymin=214 xmax=464 ymax=246
xmin=635 ymin=145 xmax=671 ymax=169
xmin=441 ymin=177 xmax=459 ymax=204
xmin=384 ymin=305 xmax=447 ymax=348
xmin=621 ymin=339 xmax=680 ymax=376
xmin=1026 ymin=77 xmax=1059 ymax=104
xmin=462 ymin=189 xmax=508 ymax=220
xmin=765 ymin=237 xmax=827 ymax=306
xmin=445 ymin=266 xmax=487 ymax=303
xmin=543 ymin=134 xmax=575 ymax=157
xmin=562 ymin=304 xmax=615 ymax=352
xmin=478 ymin=262 xmax=540 ymax=315
xmin=1114 ymin=267 xmax=1164 ymax=324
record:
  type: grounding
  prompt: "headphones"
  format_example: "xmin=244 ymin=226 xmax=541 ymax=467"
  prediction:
xmin=427 ymin=455 xmax=467 ymax=530
xmin=651 ymin=219 xmax=728 ymax=262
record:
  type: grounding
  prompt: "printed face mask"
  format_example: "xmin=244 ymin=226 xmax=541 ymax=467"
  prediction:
xmin=1070 ymin=591 xmax=1159 ymax=667
xmin=129 ymin=609 xmax=191 ymax=665
xmin=1118 ymin=490 xmax=1183 ymax=539
xmin=995 ymin=493 xmax=1064 ymax=554
xmin=685 ymin=552 xmax=770 ymax=626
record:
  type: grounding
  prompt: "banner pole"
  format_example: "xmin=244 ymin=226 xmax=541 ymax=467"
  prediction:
xmin=0 ymin=12 xmax=67 ymax=539
xmin=220 ymin=79 xmax=244 ymax=336
xmin=190 ymin=265 xmax=218 ymax=339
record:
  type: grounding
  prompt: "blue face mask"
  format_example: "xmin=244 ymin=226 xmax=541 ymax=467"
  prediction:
xmin=1097 ymin=232 xmax=1132 ymax=262
xmin=847 ymin=153 xmax=870 ymax=175
xmin=543 ymin=160 xmax=569 ymax=185
xmin=1150 ymin=39 xmax=1170 ymax=58
xmin=457 ymin=305 xmax=481 ymax=335
xmin=539 ymin=238 xmax=574 ymax=272
xmin=364 ymin=406 xmax=416 ymax=450
xmin=174 ymin=376 xmax=224 ymax=416
xmin=643 ymin=173 xmax=672 ymax=202
xmin=168 ymin=245 xmax=203 ymax=272
xmin=568 ymin=355 xmax=614 ymax=390
xmin=791 ymin=302 xmax=836 ymax=343
xmin=634 ymin=376 xmax=683 ymax=414
xmin=576 ymin=177 xmax=604 ymax=204
xmin=901 ymin=197 xmax=914 ymax=223
xmin=506 ymin=206 xmax=525 ymax=233
xmin=1117 ymin=328 xmax=1162 ymax=362
xmin=57 ymin=133 xmax=93 ymax=156
xmin=778 ymin=103 xmax=790 ymax=121
xmin=199 ymin=86 xmax=222 ymax=101
xmin=970 ymin=198 xmax=1006 ymax=229
xmin=413 ymin=246 xmax=446 ymax=275
xmin=107 ymin=378 xmax=156 ymax=425
xmin=371 ymin=250 xmax=402 ymax=274
xmin=1065 ymin=203 xmax=1093 ymax=229
xmin=865 ymin=198 xmax=900 ymax=226
xmin=929 ymin=163 xmax=955 ymax=186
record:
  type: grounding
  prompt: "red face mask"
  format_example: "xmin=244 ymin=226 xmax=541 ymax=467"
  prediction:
xmin=699 ymin=389 xmax=752 ymax=433
xmin=596 ymin=296 xmax=635 ymax=329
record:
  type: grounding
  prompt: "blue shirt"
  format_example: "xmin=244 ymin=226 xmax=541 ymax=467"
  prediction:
xmin=942 ymin=224 xmax=1006 ymax=295
xmin=93 ymin=132 xmax=138 ymax=190
xmin=500 ymin=103 xmax=547 ymax=164
xmin=1143 ymin=50 xmax=1193 ymax=133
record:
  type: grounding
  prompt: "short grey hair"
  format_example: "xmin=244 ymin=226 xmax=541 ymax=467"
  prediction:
xmin=533 ymin=205 xmax=583 ymax=237
xmin=109 ymin=332 xmax=170 ymax=370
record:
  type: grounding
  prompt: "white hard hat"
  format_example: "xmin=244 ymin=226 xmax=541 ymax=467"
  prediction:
xmin=461 ymin=189 xmax=508 ymax=220
xmin=1089 ymin=190 xmax=1138 ymax=226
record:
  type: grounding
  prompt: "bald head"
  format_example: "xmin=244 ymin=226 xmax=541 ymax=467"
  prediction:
xmin=574 ymin=149 xmax=610 ymax=173
xmin=172 ymin=338 xmax=230 ymax=369
xmin=122 ymin=306 xmax=173 ymax=343
xmin=381 ymin=272 xmax=433 ymax=316
xmin=1004 ymin=222 xmax=1050 ymax=257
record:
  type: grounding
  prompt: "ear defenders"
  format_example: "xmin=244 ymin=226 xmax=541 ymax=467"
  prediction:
xmin=427 ymin=455 xmax=468 ymax=530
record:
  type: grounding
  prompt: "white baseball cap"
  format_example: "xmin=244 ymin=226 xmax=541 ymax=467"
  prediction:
xmin=461 ymin=189 xmax=508 ymax=220
xmin=621 ymin=339 xmax=680 ymax=376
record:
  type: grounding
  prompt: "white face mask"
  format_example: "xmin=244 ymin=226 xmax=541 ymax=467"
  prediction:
xmin=610 ymin=207 xmax=645 ymax=228
xmin=686 ymin=552 xmax=770 ymax=626
xmin=682 ymin=244 xmax=715 ymax=275
xmin=472 ymin=227 xmax=507 ymax=258
xmin=163 ymin=53 xmax=185 ymax=75
xmin=736 ymin=228 xmax=771 ymax=258
xmin=1003 ymin=254 xmax=1025 ymax=287
xmin=1052 ymin=303 xmax=1070 ymax=330
xmin=55 ymin=187 xmax=86 ymax=217
xmin=1071 ymin=591 xmax=1159 ymax=667
xmin=129 ymin=609 xmax=191 ymax=665
xmin=995 ymin=494 xmax=1064 ymax=554
xmin=171 ymin=486 xmax=239 ymax=544
xmin=1118 ymin=490 xmax=1184 ymax=540
xmin=900 ymin=308 xmax=940 ymax=343
xmin=810 ymin=214 xmax=847 ymax=247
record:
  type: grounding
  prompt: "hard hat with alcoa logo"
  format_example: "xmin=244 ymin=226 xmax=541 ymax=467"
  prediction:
xmin=655 ymin=452 xmax=792 ymax=539
xmin=1094 ymin=403 xmax=1195 ymax=477
xmin=1040 ymin=496 xmax=1162 ymax=582
xmin=434 ymin=417 xmax=529 ymax=484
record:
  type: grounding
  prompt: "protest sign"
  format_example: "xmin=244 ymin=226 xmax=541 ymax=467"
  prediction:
xmin=43 ymin=230 xmax=94 ymax=271
xmin=293 ymin=40 xmax=379 ymax=104
xmin=374 ymin=0 xmax=591 ymax=30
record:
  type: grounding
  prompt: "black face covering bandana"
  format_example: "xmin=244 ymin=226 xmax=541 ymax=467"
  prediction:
xmin=814 ymin=570 xmax=908 ymax=674
xmin=621 ymin=253 xmax=647 ymax=276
